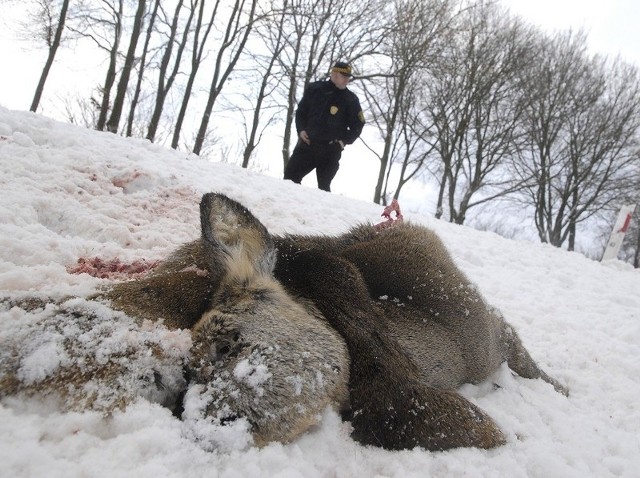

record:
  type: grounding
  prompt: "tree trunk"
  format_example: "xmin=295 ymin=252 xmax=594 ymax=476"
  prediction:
xmin=634 ymin=227 xmax=640 ymax=268
xmin=281 ymin=59 xmax=300 ymax=169
xmin=171 ymin=0 xmax=213 ymax=150
xmin=96 ymin=1 xmax=124 ymax=131
xmin=193 ymin=0 xmax=257 ymax=156
xmin=126 ymin=0 xmax=161 ymax=137
xmin=31 ymin=0 xmax=71 ymax=112
xmin=147 ymin=0 xmax=195 ymax=142
xmin=241 ymin=21 xmax=284 ymax=169
xmin=106 ymin=0 xmax=146 ymax=134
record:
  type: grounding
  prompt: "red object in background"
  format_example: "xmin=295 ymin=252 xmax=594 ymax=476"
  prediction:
xmin=374 ymin=199 xmax=403 ymax=231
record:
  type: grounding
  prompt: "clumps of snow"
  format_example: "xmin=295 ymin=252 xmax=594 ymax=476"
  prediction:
xmin=0 ymin=297 xmax=191 ymax=414
xmin=181 ymin=380 xmax=254 ymax=453
xmin=233 ymin=348 xmax=274 ymax=396
xmin=111 ymin=169 xmax=158 ymax=194
xmin=286 ymin=374 xmax=304 ymax=396
xmin=11 ymin=131 xmax=35 ymax=147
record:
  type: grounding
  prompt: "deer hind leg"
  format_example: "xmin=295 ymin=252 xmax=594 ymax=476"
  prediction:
xmin=502 ymin=323 xmax=569 ymax=396
xmin=274 ymin=245 xmax=506 ymax=451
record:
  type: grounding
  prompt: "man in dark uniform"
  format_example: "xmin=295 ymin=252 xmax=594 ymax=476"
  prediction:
xmin=284 ymin=61 xmax=365 ymax=192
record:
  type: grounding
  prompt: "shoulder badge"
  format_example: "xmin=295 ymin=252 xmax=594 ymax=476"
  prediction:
xmin=358 ymin=110 xmax=365 ymax=123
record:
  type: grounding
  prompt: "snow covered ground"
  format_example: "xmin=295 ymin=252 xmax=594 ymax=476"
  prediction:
xmin=0 ymin=105 xmax=639 ymax=477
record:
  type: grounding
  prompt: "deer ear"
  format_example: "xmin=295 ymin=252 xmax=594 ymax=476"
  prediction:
xmin=200 ymin=193 xmax=227 ymax=247
xmin=199 ymin=193 xmax=229 ymax=276
xmin=199 ymin=193 xmax=276 ymax=276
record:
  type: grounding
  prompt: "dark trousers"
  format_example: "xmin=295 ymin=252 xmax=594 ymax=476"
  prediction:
xmin=284 ymin=142 xmax=342 ymax=192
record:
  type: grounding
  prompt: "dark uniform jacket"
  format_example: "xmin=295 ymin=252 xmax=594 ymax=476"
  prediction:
xmin=295 ymin=79 xmax=365 ymax=145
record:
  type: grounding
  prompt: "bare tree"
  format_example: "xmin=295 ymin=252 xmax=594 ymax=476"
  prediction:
xmin=67 ymin=0 xmax=125 ymax=130
xmin=95 ymin=2 xmax=122 ymax=131
xmin=235 ymin=1 xmax=288 ymax=168
xmin=423 ymin=3 xmax=534 ymax=223
xmin=274 ymin=0 xmax=387 ymax=169
xmin=362 ymin=0 xmax=455 ymax=205
xmin=146 ymin=0 xmax=196 ymax=142
xmin=29 ymin=0 xmax=71 ymax=112
xmin=513 ymin=31 xmax=587 ymax=245
xmin=563 ymin=60 xmax=640 ymax=249
xmin=170 ymin=0 xmax=217 ymax=150
xmin=105 ymin=0 xmax=146 ymax=133
xmin=192 ymin=0 xmax=259 ymax=156
xmin=514 ymin=31 xmax=640 ymax=249
xmin=125 ymin=0 xmax=160 ymax=137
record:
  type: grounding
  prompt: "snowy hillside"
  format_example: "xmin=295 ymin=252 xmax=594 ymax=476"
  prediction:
xmin=0 ymin=105 xmax=639 ymax=477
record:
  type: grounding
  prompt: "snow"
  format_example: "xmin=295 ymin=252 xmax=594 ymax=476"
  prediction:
xmin=1 ymin=105 xmax=639 ymax=477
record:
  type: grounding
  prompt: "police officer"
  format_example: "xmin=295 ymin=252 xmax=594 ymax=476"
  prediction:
xmin=284 ymin=61 xmax=365 ymax=192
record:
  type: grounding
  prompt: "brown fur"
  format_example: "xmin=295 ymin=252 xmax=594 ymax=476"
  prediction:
xmin=183 ymin=193 xmax=349 ymax=447
xmin=105 ymin=193 xmax=565 ymax=450
xmin=103 ymin=247 xmax=215 ymax=330
xmin=279 ymin=223 xmax=567 ymax=394
xmin=272 ymin=243 xmax=506 ymax=450
xmin=2 ymin=192 xmax=566 ymax=451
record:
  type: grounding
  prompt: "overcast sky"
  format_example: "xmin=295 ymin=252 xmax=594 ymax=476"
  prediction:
xmin=500 ymin=0 xmax=639 ymax=66
xmin=1 ymin=1 xmax=637 ymax=113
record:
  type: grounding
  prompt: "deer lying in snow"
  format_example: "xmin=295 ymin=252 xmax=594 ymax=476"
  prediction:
xmin=1 ymin=193 xmax=567 ymax=451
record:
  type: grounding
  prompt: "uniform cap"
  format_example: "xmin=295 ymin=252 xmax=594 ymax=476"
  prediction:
xmin=332 ymin=61 xmax=353 ymax=77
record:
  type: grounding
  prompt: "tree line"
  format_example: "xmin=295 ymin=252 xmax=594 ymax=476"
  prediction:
xmin=13 ymin=0 xmax=640 ymax=265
